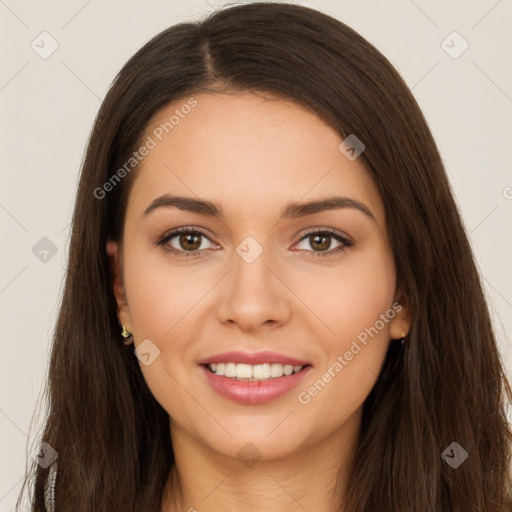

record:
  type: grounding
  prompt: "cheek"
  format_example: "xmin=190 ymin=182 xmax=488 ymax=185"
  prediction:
xmin=296 ymin=246 xmax=396 ymax=344
xmin=334 ymin=265 xmax=395 ymax=340
xmin=294 ymin=246 xmax=396 ymax=420
xmin=121 ymin=246 xmax=228 ymax=408
xmin=123 ymin=247 xmax=212 ymax=340
xmin=121 ymin=250 xmax=208 ymax=418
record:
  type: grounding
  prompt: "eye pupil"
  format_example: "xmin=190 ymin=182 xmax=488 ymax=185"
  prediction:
xmin=310 ymin=234 xmax=330 ymax=251
xmin=180 ymin=233 xmax=201 ymax=251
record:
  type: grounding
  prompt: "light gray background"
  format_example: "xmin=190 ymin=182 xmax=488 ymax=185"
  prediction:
xmin=1 ymin=0 xmax=511 ymax=509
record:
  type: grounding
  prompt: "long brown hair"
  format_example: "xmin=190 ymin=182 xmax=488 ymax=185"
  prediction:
xmin=19 ymin=2 xmax=512 ymax=511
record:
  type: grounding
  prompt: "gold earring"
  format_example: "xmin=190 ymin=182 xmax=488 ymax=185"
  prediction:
xmin=400 ymin=327 xmax=406 ymax=345
xmin=121 ymin=324 xmax=132 ymax=344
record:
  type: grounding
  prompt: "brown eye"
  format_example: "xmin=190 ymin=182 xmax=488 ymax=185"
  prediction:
xmin=178 ymin=233 xmax=202 ymax=251
xmin=157 ymin=227 xmax=217 ymax=257
xmin=294 ymin=229 xmax=353 ymax=258
xmin=308 ymin=234 xmax=333 ymax=252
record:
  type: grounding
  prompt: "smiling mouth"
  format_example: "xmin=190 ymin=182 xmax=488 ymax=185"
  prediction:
xmin=204 ymin=362 xmax=309 ymax=381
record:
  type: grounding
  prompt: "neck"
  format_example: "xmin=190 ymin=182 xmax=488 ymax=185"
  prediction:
xmin=161 ymin=412 xmax=360 ymax=512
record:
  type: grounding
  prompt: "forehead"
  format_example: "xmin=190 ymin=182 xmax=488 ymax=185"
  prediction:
xmin=127 ymin=92 xmax=384 ymax=223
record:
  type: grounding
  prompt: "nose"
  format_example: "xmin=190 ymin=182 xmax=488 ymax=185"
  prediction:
xmin=216 ymin=241 xmax=292 ymax=333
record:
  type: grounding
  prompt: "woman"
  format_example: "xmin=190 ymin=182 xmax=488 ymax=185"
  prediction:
xmin=19 ymin=2 xmax=512 ymax=511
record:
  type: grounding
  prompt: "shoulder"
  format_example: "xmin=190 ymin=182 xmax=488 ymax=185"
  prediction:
xmin=44 ymin=461 xmax=58 ymax=512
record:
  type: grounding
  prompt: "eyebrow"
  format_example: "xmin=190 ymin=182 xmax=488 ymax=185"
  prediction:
xmin=143 ymin=194 xmax=377 ymax=223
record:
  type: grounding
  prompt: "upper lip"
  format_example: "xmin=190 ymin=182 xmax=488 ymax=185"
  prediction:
xmin=198 ymin=350 xmax=311 ymax=367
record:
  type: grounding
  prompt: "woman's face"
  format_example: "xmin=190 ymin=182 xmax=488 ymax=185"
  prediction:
xmin=108 ymin=91 xmax=409 ymax=462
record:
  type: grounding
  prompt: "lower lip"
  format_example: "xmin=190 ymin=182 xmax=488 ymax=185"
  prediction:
xmin=200 ymin=365 xmax=312 ymax=405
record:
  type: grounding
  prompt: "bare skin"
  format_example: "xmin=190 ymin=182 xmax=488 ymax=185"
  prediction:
xmin=107 ymin=91 xmax=410 ymax=512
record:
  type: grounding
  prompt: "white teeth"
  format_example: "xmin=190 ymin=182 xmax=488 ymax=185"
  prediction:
xmin=236 ymin=363 xmax=253 ymax=379
xmin=270 ymin=363 xmax=283 ymax=377
xmin=208 ymin=362 xmax=305 ymax=380
xmin=224 ymin=362 xmax=237 ymax=377
xmin=253 ymin=363 xmax=270 ymax=379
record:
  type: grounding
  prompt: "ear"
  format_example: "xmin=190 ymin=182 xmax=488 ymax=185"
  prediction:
xmin=106 ymin=240 xmax=132 ymax=333
xmin=389 ymin=288 xmax=412 ymax=340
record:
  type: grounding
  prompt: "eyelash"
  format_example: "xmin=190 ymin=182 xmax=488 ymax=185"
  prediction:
xmin=156 ymin=226 xmax=353 ymax=259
